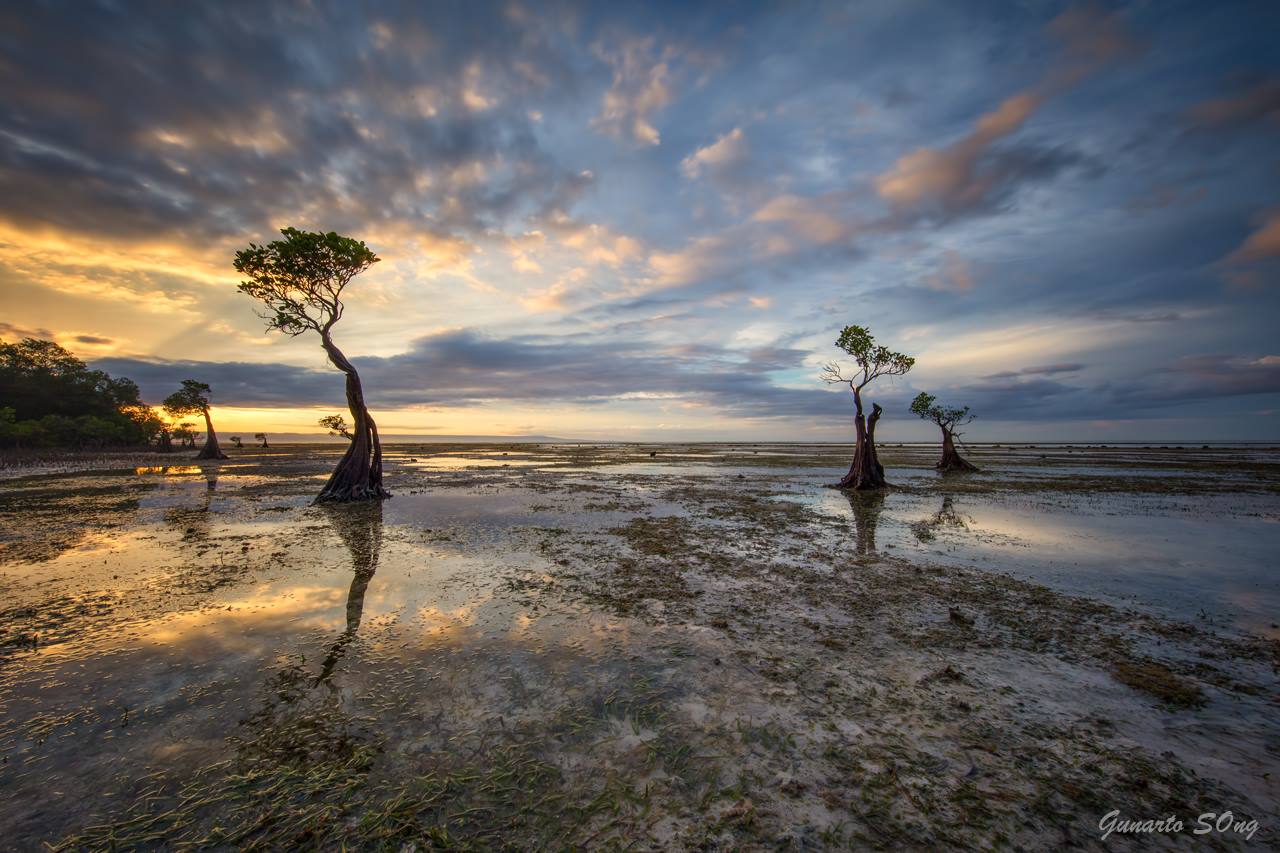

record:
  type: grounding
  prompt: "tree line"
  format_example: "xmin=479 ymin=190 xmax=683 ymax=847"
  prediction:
xmin=0 ymin=340 xmax=273 ymax=455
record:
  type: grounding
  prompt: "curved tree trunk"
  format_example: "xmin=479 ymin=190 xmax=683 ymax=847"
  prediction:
xmin=317 ymin=332 xmax=389 ymax=502
xmin=937 ymin=428 xmax=978 ymax=472
xmin=195 ymin=407 xmax=228 ymax=460
xmin=834 ymin=389 xmax=888 ymax=490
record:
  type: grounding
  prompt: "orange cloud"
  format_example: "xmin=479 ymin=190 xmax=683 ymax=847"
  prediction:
xmin=875 ymin=5 xmax=1137 ymax=216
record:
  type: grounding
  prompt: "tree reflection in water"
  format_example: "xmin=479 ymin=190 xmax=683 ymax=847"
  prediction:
xmin=315 ymin=500 xmax=383 ymax=685
xmin=162 ymin=466 xmax=219 ymax=543
xmin=843 ymin=489 xmax=887 ymax=555
xmin=909 ymin=495 xmax=969 ymax=543
xmin=233 ymin=501 xmax=385 ymax=772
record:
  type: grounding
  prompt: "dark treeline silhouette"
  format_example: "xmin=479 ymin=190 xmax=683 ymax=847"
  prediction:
xmin=0 ymin=338 xmax=274 ymax=457
xmin=0 ymin=338 xmax=161 ymax=448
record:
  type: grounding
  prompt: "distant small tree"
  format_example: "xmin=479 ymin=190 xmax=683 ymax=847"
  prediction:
xmin=319 ymin=414 xmax=353 ymax=440
xmin=822 ymin=325 xmax=914 ymax=490
xmin=235 ymin=228 xmax=387 ymax=501
xmin=154 ymin=414 xmax=175 ymax=452
xmin=173 ymin=422 xmax=196 ymax=448
xmin=910 ymin=392 xmax=978 ymax=472
xmin=163 ymin=380 xmax=228 ymax=459
xmin=230 ymin=435 xmax=243 ymax=449
xmin=254 ymin=432 xmax=269 ymax=448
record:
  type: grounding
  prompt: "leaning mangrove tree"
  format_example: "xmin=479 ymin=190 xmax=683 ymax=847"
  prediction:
xmin=163 ymin=380 xmax=228 ymax=460
xmin=822 ymin=325 xmax=914 ymax=490
xmin=234 ymin=228 xmax=387 ymax=502
xmin=910 ymin=392 xmax=978 ymax=472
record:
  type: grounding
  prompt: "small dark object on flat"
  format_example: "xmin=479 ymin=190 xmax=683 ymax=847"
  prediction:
xmin=949 ymin=606 xmax=973 ymax=626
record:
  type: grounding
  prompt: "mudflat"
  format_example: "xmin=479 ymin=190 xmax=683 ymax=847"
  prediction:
xmin=1 ymin=443 xmax=1276 ymax=849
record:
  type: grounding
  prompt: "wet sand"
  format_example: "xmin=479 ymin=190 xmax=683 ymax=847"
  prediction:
xmin=0 ymin=443 xmax=1276 ymax=849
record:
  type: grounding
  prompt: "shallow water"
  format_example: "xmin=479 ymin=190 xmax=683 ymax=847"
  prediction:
xmin=788 ymin=485 xmax=1280 ymax=637
xmin=0 ymin=443 xmax=1276 ymax=848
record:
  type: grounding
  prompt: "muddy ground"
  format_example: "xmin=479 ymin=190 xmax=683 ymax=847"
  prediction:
xmin=0 ymin=443 xmax=1276 ymax=850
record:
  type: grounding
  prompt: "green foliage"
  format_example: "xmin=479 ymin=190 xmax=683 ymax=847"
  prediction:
xmin=173 ymin=422 xmax=200 ymax=447
xmin=234 ymin=228 xmax=379 ymax=337
xmin=910 ymin=391 xmax=973 ymax=431
xmin=162 ymin=379 xmax=213 ymax=417
xmin=0 ymin=339 xmax=159 ymax=447
xmin=319 ymin=414 xmax=353 ymax=440
xmin=0 ymin=338 xmax=142 ymax=420
xmin=909 ymin=392 xmax=937 ymax=419
xmin=828 ymin=325 xmax=915 ymax=388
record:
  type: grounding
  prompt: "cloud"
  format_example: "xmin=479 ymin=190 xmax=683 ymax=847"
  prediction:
xmin=1044 ymin=3 xmax=1142 ymax=85
xmin=923 ymin=250 xmax=975 ymax=292
xmin=750 ymin=194 xmax=852 ymax=245
xmin=3 ymin=2 xmax=1278 ymax=438
xmin=1223 ymin=210 xmax=1280 ymax=265
xmin=96 ymin=328 xmax=846 ymax=420
xmin=1187 ymin=79 xmax=1280 ymax=130
xmin=874 ymin=95 xmax=1084 ymax=219
xmin=1115 ymin=353 xmax=1280 ymax=403
xmin=592 ymin=37 xmax=676 ymax=146
xmin=0 ymin=1 xmax=591 ymax=253
xmin=874 ymin=5 xmax=1135 ymax=221
xmin=681 ymin=127 xmax=747 ymax=179
xmin=982 ymin=363 xmax=1085 ymax=380
xmin=0 ymin=321 xmax=55 ymax=342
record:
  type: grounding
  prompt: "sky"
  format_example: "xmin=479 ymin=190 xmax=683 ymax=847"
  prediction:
xmin=1 ymin=0 xmax=1277 ymax=442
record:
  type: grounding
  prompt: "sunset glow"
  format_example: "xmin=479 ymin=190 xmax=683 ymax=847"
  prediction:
xmin=1 ymin=2 xmax=1276 ymax=441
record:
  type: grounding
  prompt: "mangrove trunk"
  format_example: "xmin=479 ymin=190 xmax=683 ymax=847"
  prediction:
xmin=937 ymin=429 xmax=978 ymax=473
xmin=833 ymin=390 xmax=888 ymax=490
xmin=195 ymin=407 xmax=228 ymax=460
xmin=317 ymin=332 xmax=389 ymax=502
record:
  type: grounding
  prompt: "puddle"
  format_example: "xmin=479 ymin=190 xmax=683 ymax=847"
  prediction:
xmin=786 ymin=488 xmax=1280 ymax=637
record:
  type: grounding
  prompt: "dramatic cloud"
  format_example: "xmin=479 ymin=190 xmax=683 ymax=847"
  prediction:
xmin=98 ymin=328 xmax=845 ymax=419
xmin=0 ymin=1 xmax=589 ymax=252
xmin=873 ymin=5 xmax=1137 ymax=222
xmin=3 ymin=1 xmax=1277 ymax=438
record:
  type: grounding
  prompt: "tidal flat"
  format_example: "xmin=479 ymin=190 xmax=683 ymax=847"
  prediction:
xmin=0 ymin=443 xmax=1276 ymax=850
